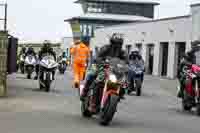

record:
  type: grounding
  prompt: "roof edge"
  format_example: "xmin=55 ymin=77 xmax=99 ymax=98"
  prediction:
xmin=97 ymin=15 xmax=191 ymax=30
xmin=74 ymin=0 xmax=159 ymax=5
xmin=191 ymin=3 xmax=200 ymax=7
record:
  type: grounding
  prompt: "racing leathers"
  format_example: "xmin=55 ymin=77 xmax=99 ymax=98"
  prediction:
xmin=128 ymin=52 xmax=145 ymax=84
xmin=177 ymin=51 xmax=194 ymax=98
xmin=81 ymin=44 xmax=128 ymax=112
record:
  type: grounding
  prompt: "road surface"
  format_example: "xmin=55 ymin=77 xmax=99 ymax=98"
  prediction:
xmin=0 ymin=70 xmax=200 ymax=133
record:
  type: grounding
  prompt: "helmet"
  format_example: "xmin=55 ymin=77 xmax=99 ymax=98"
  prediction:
xmin=43 ymin=40 xmax=51 ymax=49
xmin=28 ymin=46 xmax=33 ymax=51
xmin=131 ymin=48 xmax=139 ymax=55
xmin=74 ymin=40 xmax=81 ymax=45
xmin=110 ymin=33 xmax=124 ymax=46
xmin=192 ymin=40 xmax=200 ymax=49
xmin=81 ymin=36 xmax=90 ymax=45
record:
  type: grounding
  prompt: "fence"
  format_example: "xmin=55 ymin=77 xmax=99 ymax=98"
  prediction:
xmin=0 ymin=31 xmax=8 ymax=96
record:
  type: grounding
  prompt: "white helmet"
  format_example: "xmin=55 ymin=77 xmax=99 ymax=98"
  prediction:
xmin=131 ymin=47 xmax=139 ymax=52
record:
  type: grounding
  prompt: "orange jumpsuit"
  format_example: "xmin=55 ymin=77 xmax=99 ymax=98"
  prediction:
xmin=71 ymin=42 xmax=90 ymax=87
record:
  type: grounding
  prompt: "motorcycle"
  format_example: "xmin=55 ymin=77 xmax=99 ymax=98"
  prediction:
xmin=24 ymin=55 xmax=37 ymax=79
xmin=80 ymin=58 xmax=128 ymax=125
xmin=180 ymin=64 xmax=200 ymax=115
xmin=19 ymin=54 xmax=25 ymax=73
xmin=127 ymin=61 xmax=144 ymax=96
xmin=39 ymin=55 xmax=58 ymax=92
xmin=58 ymin=57 xmax=67 ymax=74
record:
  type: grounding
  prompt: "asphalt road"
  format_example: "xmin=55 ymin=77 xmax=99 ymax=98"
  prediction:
xmin=0 ymin=70 xmax=200 ymax=133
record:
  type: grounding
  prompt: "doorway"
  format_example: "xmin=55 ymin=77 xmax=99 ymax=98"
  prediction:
xmin=126 ymin=44 xmax=132 ymax=55
xmin=146 ymin=44 xmax=154 ymax=74
xmin=160 ymin=43 xmax=169 ymax=76
xmin=135 ymin=43 xmax=142 ymax=55
xmin=175 ymin=42 xmax=186 ymax=77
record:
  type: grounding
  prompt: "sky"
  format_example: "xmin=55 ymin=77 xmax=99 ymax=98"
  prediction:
xmin=0 ymin=0 xmax=199 ymax=43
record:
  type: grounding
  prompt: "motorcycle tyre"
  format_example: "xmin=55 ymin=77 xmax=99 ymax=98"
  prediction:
xmin=45 ymin=73 xmax=51 ymax=92
xmin=136 ymin=80 xmax=142 ymax=96
xmin=99 ymin=95 xmax=119 ymax=126
xmin=81 ymin=97 xmax=92 ymax=118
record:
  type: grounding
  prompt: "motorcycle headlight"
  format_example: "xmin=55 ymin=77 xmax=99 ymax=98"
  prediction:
xmin=191 ymin=73 xmax=197 ymax=79
xmin=109 ymin=74 xmax=117 ymax=83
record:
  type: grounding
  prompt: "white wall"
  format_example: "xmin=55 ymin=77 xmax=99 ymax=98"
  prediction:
xmin=61 ymin=37 xmax=74 ymax=50
xmin=91 ymin=16 xmax=192 ymax=47
xmin=191 ymin=4 xmax=200 ymax=41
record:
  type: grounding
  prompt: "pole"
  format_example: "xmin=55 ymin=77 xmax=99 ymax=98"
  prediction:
xmin=4 ymin=3 xmax=7 ymax=31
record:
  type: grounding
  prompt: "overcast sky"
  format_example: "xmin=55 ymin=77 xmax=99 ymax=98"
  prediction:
xmin=0 ymin=0 xmax=199 ymax=43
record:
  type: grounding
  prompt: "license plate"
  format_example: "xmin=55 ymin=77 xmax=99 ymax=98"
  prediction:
xmin=49 ymin=73 xmax=52 ymax=80
xmin=43 ymin=73 xmax=52 ymax=80
xmin=43 ymin=72 xmax=46 ymax=80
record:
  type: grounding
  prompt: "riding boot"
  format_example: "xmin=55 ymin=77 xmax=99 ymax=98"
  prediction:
xmin=80 ymin=81 xmax=90 ymax=101
xmin=177 ymin=79 xmax=185 ymax=98
xmin=119 ymin=88 xmax=125 ymax=99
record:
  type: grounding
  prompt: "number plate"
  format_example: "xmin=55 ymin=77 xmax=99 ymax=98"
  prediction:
xmin=43 ymin=72 xmax=46 ymax=80
xmin=49 ymin=73 xmax=52 ymax=80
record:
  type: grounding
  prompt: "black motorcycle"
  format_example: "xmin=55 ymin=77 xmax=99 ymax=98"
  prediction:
xmin=58 ymin=57 xmax=67 ymax=74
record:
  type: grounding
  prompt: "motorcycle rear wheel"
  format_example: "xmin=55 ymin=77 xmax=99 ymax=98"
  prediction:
xmin=136 ymin=80 xmax=142 ymax=96
xmin=99 ymin=95 xmax=119 ymax=126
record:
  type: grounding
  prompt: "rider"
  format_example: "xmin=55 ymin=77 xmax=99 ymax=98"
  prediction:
xmin=25 ymin=46 xmax=36 ymax=58
xmin=20 ymin=47 xmax=26 ymax=55
xmin=18 ymin=47 xmax=26 ymax=58
xmin=177 ymin=40 xmax=200 ymax=98
xmin=34 ymin=40 xmax=57 ymax=80
xmin=128 ymin=48 xmax=145 ymax=83
xmin=80 ymin=33 xmax=128 ymax=113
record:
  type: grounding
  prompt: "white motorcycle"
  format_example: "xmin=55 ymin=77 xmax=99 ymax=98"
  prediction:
xmin=39 ymin=55 xmax=58 ymax=92
xmin=24 ymin=55 xmax=37 ymax=79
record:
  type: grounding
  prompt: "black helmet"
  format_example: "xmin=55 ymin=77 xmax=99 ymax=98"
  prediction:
xmin=43 ymin=40 xmax=51 ymax=49
xmin=110 ymin=33 xmax=124 ymax=46
xmin=28 ymin=45 xmax=33 ymax=51
xmin=81 ymin=36 xmax=90 ymax=45
xmin=192 ymin=40 xmax=200 ymax=50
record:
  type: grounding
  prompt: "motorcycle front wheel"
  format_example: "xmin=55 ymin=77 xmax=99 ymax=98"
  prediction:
xmin=45 ymin=73 xmax=51 ymax=92
xmin=99 ymin=95 xmax=119 ymax=126
xmin=81 ymin=96 xmax=92 ymax=118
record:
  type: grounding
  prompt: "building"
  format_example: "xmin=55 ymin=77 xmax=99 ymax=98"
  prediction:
xmin=65 ymin=0 xmax=159 ymax=41
xmin=91 ymin=3 xmax=200 ymax=79
xmin=61 ymin=37 xmax=74 ymax=57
